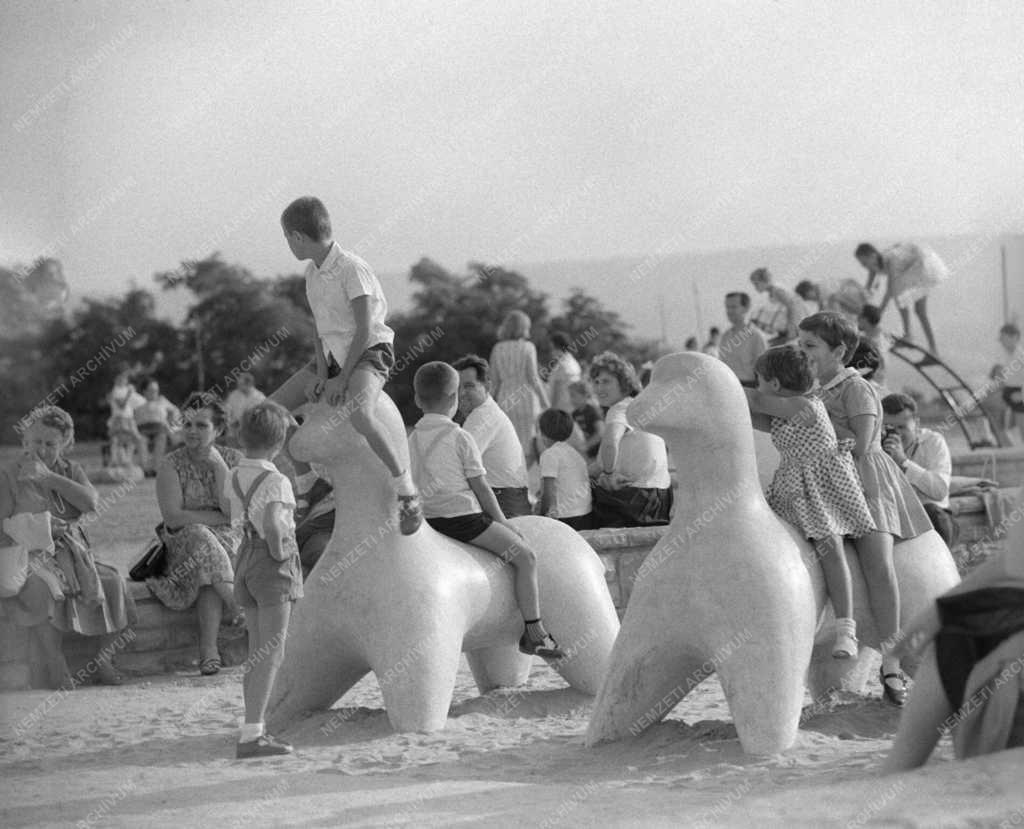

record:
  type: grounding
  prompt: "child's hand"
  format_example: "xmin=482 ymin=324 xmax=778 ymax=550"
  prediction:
xmin=16 ymin=454 xmax=49 ymax=483
xmin=323 ymin=375 xmax=348 ymax=407
xmin=304 ymin=372 xmax=327 ymax=402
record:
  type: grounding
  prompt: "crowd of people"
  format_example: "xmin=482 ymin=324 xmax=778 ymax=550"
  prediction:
xmin=3 ymin=199 xmax=1023 ymax=767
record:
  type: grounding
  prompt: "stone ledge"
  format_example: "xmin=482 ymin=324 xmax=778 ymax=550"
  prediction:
xmin=1 ymin=489 xmax=1015 ymax=689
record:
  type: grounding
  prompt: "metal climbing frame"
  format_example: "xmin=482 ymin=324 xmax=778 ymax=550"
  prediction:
xmin=886 ymin=337 xmax=1004 ymax=449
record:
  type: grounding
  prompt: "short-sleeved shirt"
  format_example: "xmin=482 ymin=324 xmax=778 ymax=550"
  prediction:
xmin=409 ymin=413 xmax=486 ymax=519
xmin=305 ymin=242 xmax=394 ymax=364
xmin=905 ymin=427 xmax=952 ymax=510
xmin=461 ymin=396 xmax=527 ymax=489
xmin=548 ymin=353 xmax=582 ymax=413
xmin=134 ymin=396 xmax=179 ymax=428
xmin=604 ymin=398 xmax=671 ymax=489
xmin=539 ymin=441 xmax=592 ymax=518
xmin=817 ymin=368 xmax=882 ymax=445
xmin=224 ymin=458 xmax=297 ymax=540
xmin=718 ymin=323 xmax=769 ymax=383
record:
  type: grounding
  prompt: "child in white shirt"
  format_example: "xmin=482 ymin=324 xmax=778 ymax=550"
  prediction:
xmin=537 ymin=409 xmax=593 ymax=530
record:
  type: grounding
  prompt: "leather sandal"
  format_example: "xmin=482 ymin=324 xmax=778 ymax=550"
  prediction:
xmin=879 ymin=668 xmax=907 ymax=707
xmin=199 ymin=656 xmax=222 ymax=676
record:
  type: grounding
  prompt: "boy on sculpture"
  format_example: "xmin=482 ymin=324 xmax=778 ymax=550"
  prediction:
xmin=223 ymin=402 xmax=303 ymax=759
xmin=744 ymin=347 xmax=876 ymax=659
xmin=273 ymin=196 xmax=421 ymax=534
xmin=410 ymin=362 xmax=563 ymax=658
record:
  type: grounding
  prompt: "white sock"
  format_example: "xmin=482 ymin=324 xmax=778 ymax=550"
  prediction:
xmin=239 ymin=722 xmax=265 ymax=743
xmin=393 ymin=469 xmax=416 ymax=497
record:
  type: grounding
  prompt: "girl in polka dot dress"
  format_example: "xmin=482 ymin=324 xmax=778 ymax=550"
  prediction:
xmin=745 ymin=346 xmax=876 ymax=660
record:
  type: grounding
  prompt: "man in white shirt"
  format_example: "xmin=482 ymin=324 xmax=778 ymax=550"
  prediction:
xmin=718 ymin=292 xmax=769 ymax=387
xmin=881 ymin=393 xmax=957 ymax=547
xmin=452 ymin=354 xmax=531 ymax=518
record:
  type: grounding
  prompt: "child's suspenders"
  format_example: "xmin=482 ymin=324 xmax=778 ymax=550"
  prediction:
xmin=408 ymin=423 xmax=457 ymax=492
xmin=232 ymin=469 xmax=274 ymax=538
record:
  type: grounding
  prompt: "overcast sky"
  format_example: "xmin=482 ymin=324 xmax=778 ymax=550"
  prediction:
xmin=3 ymin=0 xmax=1024 ymax=309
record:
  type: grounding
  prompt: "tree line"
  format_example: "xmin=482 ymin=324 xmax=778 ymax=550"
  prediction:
xmin=0 ymin=255 xmax=661 ymax=443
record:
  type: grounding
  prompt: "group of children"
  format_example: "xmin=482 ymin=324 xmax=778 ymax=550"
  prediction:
xmin=745 ymin=312 xmax=934 ymax=706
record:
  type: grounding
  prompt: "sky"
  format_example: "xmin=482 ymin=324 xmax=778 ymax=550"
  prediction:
xmin=3 ymin=0 xmax=1024 ymax=321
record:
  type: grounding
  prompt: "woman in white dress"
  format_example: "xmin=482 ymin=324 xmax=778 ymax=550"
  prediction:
xmin=489 ymin=311 xmax=549 ymax=461
xmin=855 ymin=241 xmax=949 ymax=356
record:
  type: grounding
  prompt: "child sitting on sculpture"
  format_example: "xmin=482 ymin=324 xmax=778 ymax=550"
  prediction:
xmin=744 ymin=346 xmax=876 ymax=660
xmin=272 ymin=196 xmax=421 ymax=535
xmin=536 ymin=408 xmax=593 ymax=530
xmin=797 ymin=311 xmax=933 ymax=706
xmin=410 ymin=362 xmax=564 ymax=658
xmin=222 ymin=402 xmax=304 ymax=759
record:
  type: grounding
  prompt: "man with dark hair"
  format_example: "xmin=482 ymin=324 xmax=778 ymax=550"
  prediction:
xmin=451 ymin=354 xmax=531 ymax=517
xmin=881 ymin=393 xmax=957 ymax=547
xmin=718 ymin=291 xmax=769 ymax=387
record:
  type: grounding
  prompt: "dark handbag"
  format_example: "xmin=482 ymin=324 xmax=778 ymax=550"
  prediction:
xmin=129 ymin=524 xmax=168 ymax=581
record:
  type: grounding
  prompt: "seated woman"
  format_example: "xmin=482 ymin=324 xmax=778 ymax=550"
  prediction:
xmin=146 ymin=392 xmax=243 ymax=676
xmin=0 ymin=406 xmax=136 ymax=688
xmin=588 ymin=352 xmax=673 ymax=528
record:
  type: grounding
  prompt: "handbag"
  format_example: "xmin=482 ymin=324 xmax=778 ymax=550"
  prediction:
xmin=129 ymin=524 xmax=168 ymax=581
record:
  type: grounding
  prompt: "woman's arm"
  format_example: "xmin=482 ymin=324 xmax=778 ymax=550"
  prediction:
xmin=598 ymin=421 xmax=626 ymax=475
xmin=489 ymin=348 xmax=503 ymax=402
xmin=262 ymin=502 xmax=292 ymax=561
xmin=525 ymin=346 xmax=549 ymax=409
xmin=156 ymin=462 xmax=229 ymax=530
xmin=22 ymin=457 xmax=98 ymax=513
xmin=848 ymin=413 xmax=877 ymax=458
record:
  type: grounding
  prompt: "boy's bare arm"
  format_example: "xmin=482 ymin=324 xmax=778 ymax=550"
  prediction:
xmin=538 ymin=477 xmax=557 ymax=516
xmin=467 ymin=475 xmax=508 ymax=523
xmin=262 ymin=502 xmax=292 ymax=561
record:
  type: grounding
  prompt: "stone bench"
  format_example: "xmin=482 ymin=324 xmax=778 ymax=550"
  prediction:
xmin=1 ymin=489 xmax=1017 ymax=690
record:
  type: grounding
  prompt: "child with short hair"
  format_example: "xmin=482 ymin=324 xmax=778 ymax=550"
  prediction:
xmin=222 ymin=401 xmax=303 ymax=758
xmin=537 ymin=409 xmax=593 ymax=530
xmin=569 ymin=381 xmax=603 ymax=460
xmin=745 ymin=347 xmax=876 ymax=659
xmin=798 ymin=312 xmax=933 ymax=705
xmin=410 ymin=362 xmax=563 ymax=658
xmin=273 ymin=196 xmax=421 ymax=534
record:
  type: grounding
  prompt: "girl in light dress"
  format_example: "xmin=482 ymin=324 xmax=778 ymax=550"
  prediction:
xmin=745 ymin=347 xmax=876 ymax=660
xmin=797 ymin=312 xmax=933 ymax=706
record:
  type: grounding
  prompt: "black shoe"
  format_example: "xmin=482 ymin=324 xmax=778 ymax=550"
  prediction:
xmin=236 ymin=733 xmax=293 ymax=759
xmin=880 ymin=668 xmax=908 ymax=707
xmin=397 ymin=494 xmax=423 ymax=535
xmin=519 ymin=631 xmax=565 ymax=660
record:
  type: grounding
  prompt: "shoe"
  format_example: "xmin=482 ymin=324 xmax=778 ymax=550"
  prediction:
xmin=519 ymin=631 xmax=565 ymax=660
xmin=199 ymin=656 xmax=221 ymax=676
xmin=832 ymin=632 xmax=858 ymax=660
xmin=236 ymin=733 xmax=293 ymax=759
xmin=397 ymin=494 xmax=423 ymax=535
xmin=879 ymin=668 xmax=908 ymax=707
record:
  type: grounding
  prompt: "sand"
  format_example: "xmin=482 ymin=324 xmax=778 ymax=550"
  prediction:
xmin=3 ymin=654 xmax=1024 ymax=828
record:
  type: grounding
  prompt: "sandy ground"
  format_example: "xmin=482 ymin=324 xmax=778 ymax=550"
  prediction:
xmin=3 ymin=656 xmax=1024 ymax=829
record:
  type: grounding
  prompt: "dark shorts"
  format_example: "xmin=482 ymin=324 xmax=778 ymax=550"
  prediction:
xmin=427 ymin=512 xmax=493 ymax=543
xmin=492 ymin=487 xmax=532 ymax=518
xmin=591 ymin=484 xmax=673 ymax=528
xmin=558 ymin=513 xmax=594 ymax=531
xmin=233 ymin=536 xmax=304 ymax=608
xmin=322 ymin=342 xmax=396 ymax=383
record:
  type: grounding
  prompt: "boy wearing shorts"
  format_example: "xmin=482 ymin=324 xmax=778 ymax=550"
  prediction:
xmin=537 ymin=408 xmax=593 ymax=530
xmin=273 ymin=196 xmax=421 ymax=534
xmin=410 ymin=362 xmax=563 ymax=658
xmin=223 ymin=402 xmax=304 ymax=758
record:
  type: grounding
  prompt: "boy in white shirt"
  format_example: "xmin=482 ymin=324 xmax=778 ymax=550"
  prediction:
xmin=409 ymin=362 xmax=563 ymax=658
xmin=536 ymin=409 xmax=593 ymax=530
xmin=273 ymin=197 xmax=421 ymax=534
xmin=222 ymin=402 xmax=303 ymax=759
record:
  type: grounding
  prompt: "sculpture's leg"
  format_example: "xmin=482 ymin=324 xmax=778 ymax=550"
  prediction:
xmin=466 ymin=644 xmax=532 ymax=694
xmin=716 ymin=639 xmax=806 ymax=754
xmin=374 ymin=626 xmax=465 ymax=732
xmin=586 ymin=630 xmax=707 ymax=745
xmin=806 ymin=641 xmax=876 ymax=699
xmin=267 ymin=639 xmax=370 ymax=731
